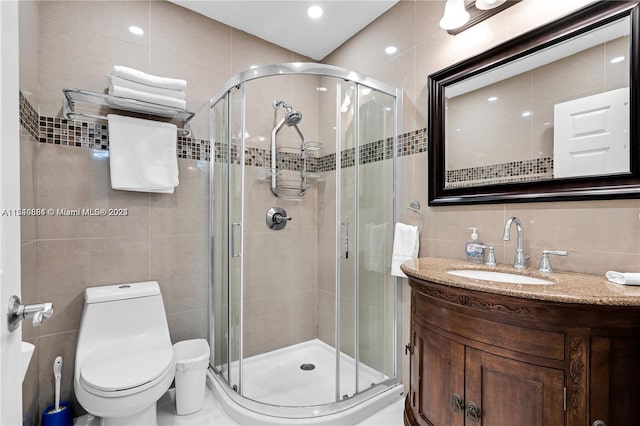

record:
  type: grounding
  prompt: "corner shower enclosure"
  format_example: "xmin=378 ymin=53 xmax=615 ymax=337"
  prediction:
xmin=209 ymin=63 xmax=403 ymax=423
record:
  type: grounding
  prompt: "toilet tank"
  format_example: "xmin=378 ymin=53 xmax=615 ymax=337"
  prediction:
xmin=78 ymin=281 xmax=171 ymax=352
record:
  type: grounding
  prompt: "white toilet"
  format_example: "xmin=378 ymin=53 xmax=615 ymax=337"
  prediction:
xmin=74 ymin=281 xmax=176 ymax=426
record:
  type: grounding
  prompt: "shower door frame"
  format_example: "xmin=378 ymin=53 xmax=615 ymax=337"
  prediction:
xmin=209 ymin=63 xmax=404 ymax=419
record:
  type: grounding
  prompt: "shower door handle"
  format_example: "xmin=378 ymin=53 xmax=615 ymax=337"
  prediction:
xmin=340 ymin=221 xmax=349 ymax=259
xmin=231 ymin=222 xmax=241 ymax=258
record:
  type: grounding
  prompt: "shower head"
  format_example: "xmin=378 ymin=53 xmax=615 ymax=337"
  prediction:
xmin=285 ymin=110 xmax=302 ymax=126
xmin=273 ymin=100 xmax=303 ymax=126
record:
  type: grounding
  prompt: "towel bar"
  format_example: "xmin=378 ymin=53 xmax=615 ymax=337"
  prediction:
xmin=63 ymin=88 xmax=194 ymax=137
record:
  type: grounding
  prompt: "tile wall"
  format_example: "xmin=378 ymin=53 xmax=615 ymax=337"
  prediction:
xmin=19 ymin=0 xmax=640 ymax=421
xmin=18 ymin=0 xmax=313 ymax=420
xmin=323 ymin=0 xmax=640 ymax=390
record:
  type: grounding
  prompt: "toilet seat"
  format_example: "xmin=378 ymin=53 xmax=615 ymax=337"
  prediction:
xmin=80 ymin=338 xmax=175 ymax=398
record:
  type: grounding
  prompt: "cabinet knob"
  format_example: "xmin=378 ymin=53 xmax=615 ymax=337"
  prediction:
xmin=592 ymin=421 xmax=606 ymax=426
xmin=466 ymin=402 xmax=481 ymax=423
xmin=450 ymin=393 xmax=464 ymax=413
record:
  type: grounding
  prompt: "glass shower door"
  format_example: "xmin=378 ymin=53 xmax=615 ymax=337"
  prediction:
xmin=228 ymin=85 xmax=244 ymax=393
xmin=211 ymin=94 xmax=230 ymax=381
xmin=356 ymin=87 xmax=396 ymax=391
xmin=211 ymin=85 xmax=244 ymax=394
xmin=337 ymin=79 xmax=358 ymax=400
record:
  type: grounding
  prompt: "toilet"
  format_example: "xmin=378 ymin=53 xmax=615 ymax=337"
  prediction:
xmin=74 ymin=281 xmax=176 ymax=426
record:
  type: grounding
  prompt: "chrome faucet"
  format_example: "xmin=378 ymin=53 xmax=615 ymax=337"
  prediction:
xmin=502 ymin=216 xmax=527 ymax=269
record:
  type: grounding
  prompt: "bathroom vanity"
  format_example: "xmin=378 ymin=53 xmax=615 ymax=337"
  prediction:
xmin=402 ymin=257 xmax=640 ymax=426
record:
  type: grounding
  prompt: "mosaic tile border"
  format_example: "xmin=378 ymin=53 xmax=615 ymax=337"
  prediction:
xmin=19 ymin=92 xmax=39 ymax=140
xmin=19 ymin=93 xmax=428 ymax=170
xmin=445 ymin=157 xmax=554 ymax=189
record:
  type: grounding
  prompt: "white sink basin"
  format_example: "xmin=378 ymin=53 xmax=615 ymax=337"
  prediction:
xmin=21 ymin=341 xmax=35 ymax=382
xmin=447 ymin=269 xmax=554 ymax=285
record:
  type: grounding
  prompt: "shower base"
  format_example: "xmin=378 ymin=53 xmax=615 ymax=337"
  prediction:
xmin=210 ymin=339 xmax=404 ymax=425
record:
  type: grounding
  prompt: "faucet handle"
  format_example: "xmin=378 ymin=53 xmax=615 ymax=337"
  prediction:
xmin=475 ymin=245 xmax=497 ymax=267
xmin=538 ymin=249 xmax=568 ymax=273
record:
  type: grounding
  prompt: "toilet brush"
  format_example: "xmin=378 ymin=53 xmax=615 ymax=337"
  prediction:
xmin=41 ymin=355 xmax=72 ymax=426
xmin=53 ymin=356 xmax=62 ymax=413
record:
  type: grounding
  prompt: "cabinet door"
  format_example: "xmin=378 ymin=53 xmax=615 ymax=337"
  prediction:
xmin=590 ymin=336 xmax=640 ymax=425
xmin=465 ymin=348 xmax=565 ymax=426
xmin=411 ymin=326 xmax=465 ymax=426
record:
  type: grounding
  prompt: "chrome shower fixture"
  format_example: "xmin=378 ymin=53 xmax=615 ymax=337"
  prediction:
xmin=273 ymin=100 xmax=303 ymax=126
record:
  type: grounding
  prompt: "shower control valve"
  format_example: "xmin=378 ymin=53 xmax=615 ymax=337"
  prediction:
xmin=266 ymin=207 xmax=292 ymax=230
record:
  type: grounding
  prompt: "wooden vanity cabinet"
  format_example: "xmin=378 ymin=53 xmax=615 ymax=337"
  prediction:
xmin=404 ymin=276 xmax=640 ymax=426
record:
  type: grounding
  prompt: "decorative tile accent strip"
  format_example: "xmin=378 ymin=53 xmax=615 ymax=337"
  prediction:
xmin=445 ymin=157 xmax=554 ymax=189
xmin=177 ymin=135 xmax=210 ymax=161
xmin=398 ymin=128 xmax=428 ymax=156
xmin=19 ymin=92 xmax=39 ymax=140
xmin=19 ymin=96 xmax=428 ymax=169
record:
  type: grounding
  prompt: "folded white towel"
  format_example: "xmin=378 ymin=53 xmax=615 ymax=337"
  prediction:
xmin=605 ymin=271 xmax=640 ymax=285
xmin=391 ymin=223 xmax=420 ymax=278
xmin=107 ymin=114 xmax=179 ymax=193
xmin=109 ymin=85 xmax=187 ymax=110
xmin=109 ymin=75 xmax=186 ymax=100
xmin=111 ymin=65 xmax=187 ymax=91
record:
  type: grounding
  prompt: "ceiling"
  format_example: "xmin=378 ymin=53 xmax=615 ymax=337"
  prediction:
xmin=169 ymin=1 xmax=399 ymax=61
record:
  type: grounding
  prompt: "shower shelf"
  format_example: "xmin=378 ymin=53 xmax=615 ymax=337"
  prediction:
xmin=62 ymin=88 xmax=195 ymax=136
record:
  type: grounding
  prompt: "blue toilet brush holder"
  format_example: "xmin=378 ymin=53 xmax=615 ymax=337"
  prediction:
xmin=41 ymin=401 xmax=72 ymax=426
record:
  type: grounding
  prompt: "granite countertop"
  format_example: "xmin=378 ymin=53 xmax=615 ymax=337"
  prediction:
xmin=401 ymin=257 xmax=640 ymax=306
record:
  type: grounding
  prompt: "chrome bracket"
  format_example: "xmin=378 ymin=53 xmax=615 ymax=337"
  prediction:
xmin=7 ymin=295 xmax=54 ymax=332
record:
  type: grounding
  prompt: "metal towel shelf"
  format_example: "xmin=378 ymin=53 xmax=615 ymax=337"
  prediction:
xmin=62 ymin=88 xmax=195 ymax=136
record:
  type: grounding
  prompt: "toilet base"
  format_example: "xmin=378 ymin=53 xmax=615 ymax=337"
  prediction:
xmin=99 ymin=402 xmax=157 ymax=426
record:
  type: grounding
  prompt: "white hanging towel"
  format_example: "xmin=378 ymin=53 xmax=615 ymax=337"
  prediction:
xmin=391 ymin=223 xmax=420 ymax=278
xmin=109 ymin=75 xmax=186 ymax=100
xmin=605 ymin=271 xmax=640 ymax=285
xmin=109 ymin=85 xmax=187 ymax=110
xmin=111 ymin=65 xmax=187 ymax=91
xmin=107 ymin=114 xmax=179 ymax=193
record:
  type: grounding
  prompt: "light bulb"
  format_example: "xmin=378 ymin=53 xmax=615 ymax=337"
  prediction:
xmin=439 ymin=0 xmax=470 ymax=30
xmin=475 ymin=0 xmax=507 ymax=10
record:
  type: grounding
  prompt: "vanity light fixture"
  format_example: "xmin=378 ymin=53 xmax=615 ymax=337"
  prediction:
xmin=442 ymin=0 xmax=522 ymax=35
xmin=307 ymin=5 xmax=323 ymax=19
xmin=475 ymin=0 xmax=507 ymax=10
xmin=128 ymin=25 xmax=144 ymax=36
xmin=439 ymin=0 xmax=470 ymax=30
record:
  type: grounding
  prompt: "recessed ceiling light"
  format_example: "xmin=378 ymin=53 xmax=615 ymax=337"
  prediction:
xmin=385 ymin=46 xmax=398 ymax=55
xmin=317 ymin=87 xmax=328 ymax=92
xmin=128 ymin=26 xmax=144 ymax=36
xmin=611 ymin=56 xmax=625 ymax=64
xmin=487 ymin=96 xmax=498 ymax=102
xmin=307 ymin=5 xmax=323 ymax=19
xmin=521 ymin=111 xmax=532 ymax=117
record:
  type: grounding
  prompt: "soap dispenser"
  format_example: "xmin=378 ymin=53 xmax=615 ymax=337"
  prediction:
xmin=465 ymin=227 xmax=484 ymax=263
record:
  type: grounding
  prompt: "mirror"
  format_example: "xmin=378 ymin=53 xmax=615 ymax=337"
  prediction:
xmin=428 ymin=1 xmax=639 ymax=205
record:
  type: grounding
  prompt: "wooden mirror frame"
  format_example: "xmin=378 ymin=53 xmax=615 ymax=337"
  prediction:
xmin=428 ymin=1 xmax=640 ymax=206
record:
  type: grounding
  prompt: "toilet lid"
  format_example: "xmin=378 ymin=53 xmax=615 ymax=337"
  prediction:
xmin=80 ymin=338 xmax=174 ymax=392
